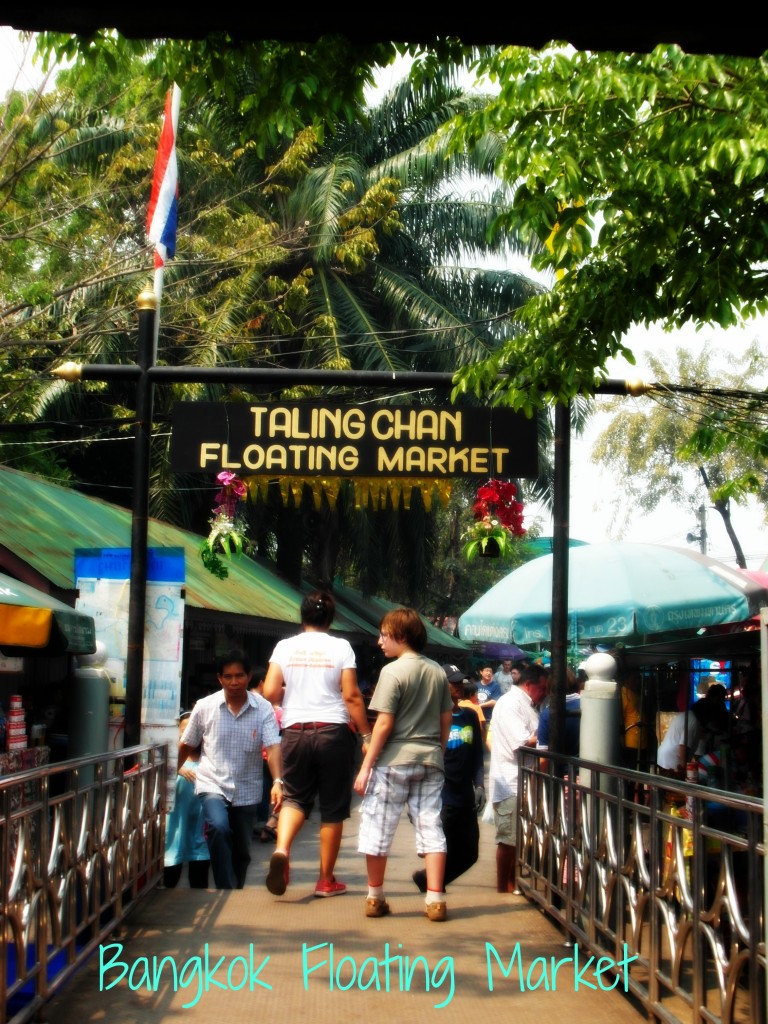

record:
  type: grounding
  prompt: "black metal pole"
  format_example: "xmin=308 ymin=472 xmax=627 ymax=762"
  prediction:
xmin=124 ymin=286 xmax=157 ymax=749
xmin=51 ymin=362 xmax=653 ymax=396
xmin=548 ymin=400 xmax=572 ymax=755
xmin=49 ymin=351 xmax=649 ymax=758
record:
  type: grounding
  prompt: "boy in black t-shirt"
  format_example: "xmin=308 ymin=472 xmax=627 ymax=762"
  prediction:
xmin=412 ymin=665 xmax=485 ymax=892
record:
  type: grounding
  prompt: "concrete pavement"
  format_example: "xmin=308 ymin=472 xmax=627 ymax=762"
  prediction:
xmin=44 ymin=805 xmax=643 ymax=1024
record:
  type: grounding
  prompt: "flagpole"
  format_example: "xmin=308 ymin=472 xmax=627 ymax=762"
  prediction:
xmin=126 ymin=83 xmax=180 ymax=726
xmin=125 ymin=285 xmax=158 ymax=749
xmin=152 ymin=264 xmax=163 ymax=359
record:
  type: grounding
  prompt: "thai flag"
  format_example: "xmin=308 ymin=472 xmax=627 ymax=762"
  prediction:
xmin=147 ymin=84 xmax=181 ymax=269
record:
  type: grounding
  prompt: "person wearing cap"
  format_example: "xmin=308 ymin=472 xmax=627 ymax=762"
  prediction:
xmin=180 ymin=650 xmax=282 ymax=890
xmin=164 ymin=710 xmax=210 ymax=888
xmin=411 ymin=665 xmax=485 ymax=894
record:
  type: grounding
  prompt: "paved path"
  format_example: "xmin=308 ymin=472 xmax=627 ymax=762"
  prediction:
xmin=45 ymin=807 xmax=643 ymax=1024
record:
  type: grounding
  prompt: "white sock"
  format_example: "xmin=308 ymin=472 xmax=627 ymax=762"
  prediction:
xmin=425 ymin=890 xmax=445 ymax=904
xmin=368 ymin=885 xmax=384 ymax=899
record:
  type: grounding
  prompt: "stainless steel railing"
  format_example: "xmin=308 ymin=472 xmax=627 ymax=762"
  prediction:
xmin=0 ymin=744 xmax=167 ymax=1024
xmin=517 ymin=750 xmax=765 ymax=1024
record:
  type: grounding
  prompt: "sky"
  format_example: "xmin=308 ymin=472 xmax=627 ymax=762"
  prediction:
xmin=558 ymin=326 xmax=768 ymax=570
xmin=0 ymin=29 xmax=49 ymax=93
xmin=2 ymin=29 xmax=767 ymax=570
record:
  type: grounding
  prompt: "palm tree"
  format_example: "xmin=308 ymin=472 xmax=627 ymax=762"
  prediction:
xmin=238 ymin=69 xmax=546 ymax=596
xmin=250 ymin=71 xmax=544 ymax=376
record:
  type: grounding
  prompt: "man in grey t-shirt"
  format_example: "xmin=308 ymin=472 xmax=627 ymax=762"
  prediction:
xmin=354 ymin=608 xmax=452 ymax=922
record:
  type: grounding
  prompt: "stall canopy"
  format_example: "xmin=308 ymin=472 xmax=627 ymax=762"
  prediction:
xmin=0 ymin=466 xmax=468 ymax=654
xmin=0 ymin=467 xmax=376 ymax=640
xmin=0 ymin=572 xmax=96 ymax=654
xmin=331 ymin=580 xmax=467 ymax=655
xmin=458 ymin=542 xmax=768 ymax=646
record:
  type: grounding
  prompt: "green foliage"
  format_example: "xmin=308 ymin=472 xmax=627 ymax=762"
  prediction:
xmin=591 ymin=344 xmax=768 ymax=557
xmin=36 ymin=32 xmax=391 ymax=152
xmin=448 ymin=45 xmax=768 ymax=410
xmin=199 ymin=542 xmax=230 ymax=580
xmin=463 ymin=530 xmax=518 ymax=562
xmin=1 ymin=42 xmax=541 ymax=604
xmin=35 ymin=34 xmax=479 ymax=157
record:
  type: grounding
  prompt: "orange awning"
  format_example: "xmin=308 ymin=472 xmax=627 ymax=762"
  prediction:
xmin=0 ymin=574 xmax=95 ymax=654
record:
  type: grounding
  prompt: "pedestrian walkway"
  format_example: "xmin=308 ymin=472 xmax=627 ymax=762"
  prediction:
xmin=45 ymin=809 xmax=644 ymax=1024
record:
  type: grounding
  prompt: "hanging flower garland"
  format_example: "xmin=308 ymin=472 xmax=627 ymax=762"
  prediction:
xmin=463 ymin=478 xmax=525 ymax=561
xmin=200 ymin=471 xmax=251 ymax=579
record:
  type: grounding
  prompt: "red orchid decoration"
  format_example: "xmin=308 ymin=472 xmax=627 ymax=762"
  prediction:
xmin=464 ymin=478 xmax=525 ymax=561
xmin=472 ymin=479 xmax=526 ymax=536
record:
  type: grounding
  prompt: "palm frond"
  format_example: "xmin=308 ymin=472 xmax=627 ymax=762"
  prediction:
xmin=287 ymin=158 xmax=364 ymax=262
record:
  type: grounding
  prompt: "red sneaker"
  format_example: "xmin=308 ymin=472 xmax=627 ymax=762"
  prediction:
xmin=314 ymin=877 xmax=347 ymax=898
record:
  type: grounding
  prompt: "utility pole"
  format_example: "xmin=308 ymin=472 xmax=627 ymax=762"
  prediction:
xmin=686 ymin=504 xmax=708 ymax=555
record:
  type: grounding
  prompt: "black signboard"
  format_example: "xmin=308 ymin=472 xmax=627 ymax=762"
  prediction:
xmin=170 ymin=402 xmax=539 ymax=479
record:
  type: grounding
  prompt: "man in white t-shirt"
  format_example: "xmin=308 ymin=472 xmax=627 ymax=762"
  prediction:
xmin=493 ymin=659 xmax=516 ymax=695
xmin=263 ymin=591 xmax=370 ymax=899
xmin=488 ymin=665 xmax=548 ymax=893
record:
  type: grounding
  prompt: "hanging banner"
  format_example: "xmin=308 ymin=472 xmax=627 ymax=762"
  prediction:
xmin=170 ymin=402 xmax=539 ymax=479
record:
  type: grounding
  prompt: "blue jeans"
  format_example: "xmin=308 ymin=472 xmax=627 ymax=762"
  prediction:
xmin=199 ymin=794 xmax=256 ymax=889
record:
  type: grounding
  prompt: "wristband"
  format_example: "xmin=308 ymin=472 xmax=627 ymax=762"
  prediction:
xmin=362 ymin=733 xmax=373 ymax=743
xmin=273 ymin=778 xmax=284 ymax=785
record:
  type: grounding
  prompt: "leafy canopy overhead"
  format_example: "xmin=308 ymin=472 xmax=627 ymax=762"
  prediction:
xmin=34 ymin=32 xmax=474 ymax=154
xmin=449 ymin=45 xmax=768 ymax=412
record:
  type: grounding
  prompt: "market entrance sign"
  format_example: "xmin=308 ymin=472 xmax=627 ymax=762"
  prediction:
xmin=171 ymin=402 xmax=538 ymax=479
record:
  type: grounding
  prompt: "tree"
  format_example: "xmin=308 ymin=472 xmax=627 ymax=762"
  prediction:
xmin=244 ymin=73 xmax=544 ymax=378
xmin=448 ymin=45 xmax=768 ymax=415
xmin=235 ymin=69 xmax=544 ymax=596
xmin=0 ymin=66 xmax=294 ymax=521
xmin=591 ymin=343 xmax=768 ymax=566
xmin=35 ymin=32 xmax=476 ymax=156
xmin=1 ymin=52 xmax=544 ymax=607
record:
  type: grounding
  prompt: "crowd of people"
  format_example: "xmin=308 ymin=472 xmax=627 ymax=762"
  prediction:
xmin=166 ymin=607 xmax=762 ymax=912
xmin=165 ymin=626 xmax=592 ymax=909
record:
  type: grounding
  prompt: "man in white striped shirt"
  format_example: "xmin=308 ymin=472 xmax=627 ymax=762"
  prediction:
xmin=180 ymin=650 xmax=282 ymax=889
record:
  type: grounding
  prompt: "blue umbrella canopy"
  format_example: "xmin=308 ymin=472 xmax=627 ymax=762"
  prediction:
xmin=458 ymin=542 xmax=768 ymax=645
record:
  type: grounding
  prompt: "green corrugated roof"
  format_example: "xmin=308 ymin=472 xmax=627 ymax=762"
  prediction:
xmin=0 ymin=467 xmax=375 ymax=637
xmin=332 ymin=580 xmax=468 ymax=653
xmin=0 ymin=468 xmax=468 ymax=650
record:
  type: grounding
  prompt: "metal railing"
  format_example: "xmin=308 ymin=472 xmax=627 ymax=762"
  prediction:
xmin=0 ymin=744 xmax=168 ymax=1024
xmin=517 ymin=750 xmax=765 ymax=1024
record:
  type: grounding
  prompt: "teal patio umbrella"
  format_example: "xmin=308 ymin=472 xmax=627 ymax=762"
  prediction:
xmin=458 ymin=542 xmax=768 ymax=646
